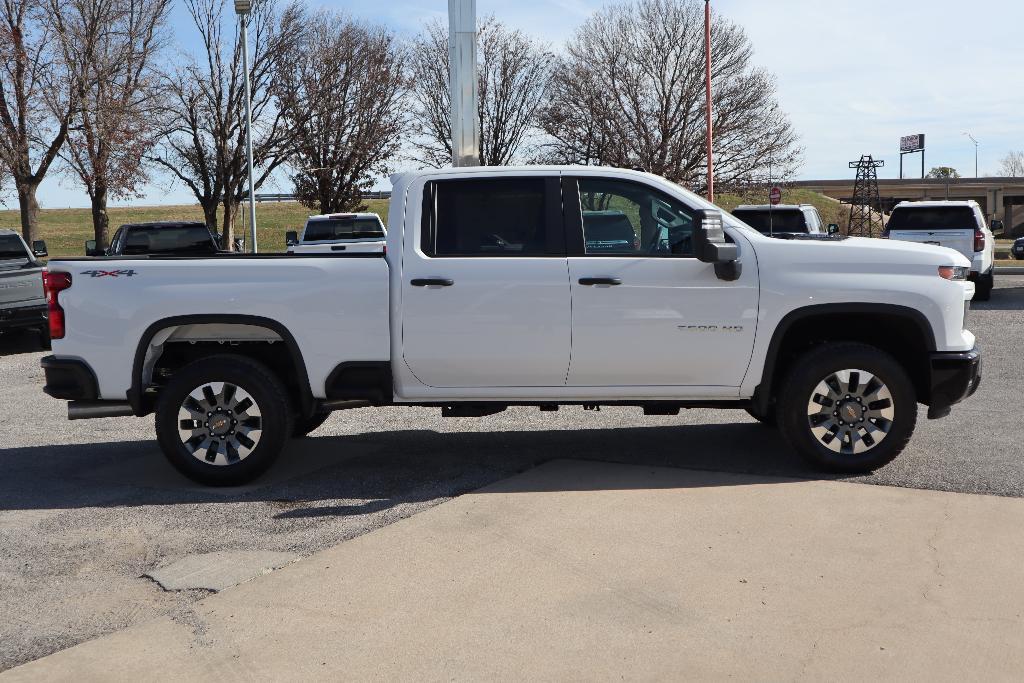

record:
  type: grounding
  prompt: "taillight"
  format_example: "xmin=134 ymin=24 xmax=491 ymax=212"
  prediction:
xmin=42 ymin=271 xmax=72 ymax=339
xmin=974 ymin=228 xmax=985 ymax=252
xmin=880 ymin=229 xmax=890 ymax=239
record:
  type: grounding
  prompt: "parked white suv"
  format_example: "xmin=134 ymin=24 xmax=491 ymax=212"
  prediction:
xmin=884 ymin=201 xmax=995 ymax=300
xmin=285 ymin=213 xmax=386 ymax=254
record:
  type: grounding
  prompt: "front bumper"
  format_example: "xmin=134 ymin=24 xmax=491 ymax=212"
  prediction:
xmin=927 ymin=348 xmax=982 ymax=419
xmin=0 ymin=302 xmax=47 ymax=330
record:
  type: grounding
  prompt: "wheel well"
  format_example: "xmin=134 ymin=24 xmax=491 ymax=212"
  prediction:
xmin=762 ymin=312 xmax=933 ymax=407
xmin=133 ymin=320 xmax=313 ymax=417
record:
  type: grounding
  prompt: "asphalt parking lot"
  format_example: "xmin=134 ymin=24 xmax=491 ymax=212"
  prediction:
xmin=1 ymin=276 xmax=1023 ymax=672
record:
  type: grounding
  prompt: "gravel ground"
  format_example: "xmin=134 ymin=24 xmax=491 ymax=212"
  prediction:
xmin=1 ymin=276 xmax=1022 ymax=671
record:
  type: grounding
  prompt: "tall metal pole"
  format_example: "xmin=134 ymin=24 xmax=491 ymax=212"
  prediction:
xmin=704 ymin=0 xmax=714 ymax=202
xmin=237 ymin=2 xmax=258 ymax=252
xmin=449 ymin=0 xmax=479 ymax=167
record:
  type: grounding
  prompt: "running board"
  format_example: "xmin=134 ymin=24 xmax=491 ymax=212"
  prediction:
xmin=68 ymin=400 xmax=135 ymax=420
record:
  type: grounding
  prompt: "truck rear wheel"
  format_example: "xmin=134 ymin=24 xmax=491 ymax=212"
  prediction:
xmin=155 ymin=355 xmax=292 ymax=486
xmin=974 ymin=271 xmax=993 ymax=302
xmin=777 ymin=343 xmax=916 ymax=473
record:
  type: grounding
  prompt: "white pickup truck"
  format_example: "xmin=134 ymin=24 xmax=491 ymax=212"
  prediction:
xmin=285 ymin=213 xmax=386 ymax=254
xmin=40 ymin=167 xmax=982 ymax=486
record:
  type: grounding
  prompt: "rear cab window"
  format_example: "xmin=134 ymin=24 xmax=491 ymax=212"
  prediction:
xmin=303 ymin=217 xmax=385 ymax=242
xmin=887 ymin=207 xmax=977 ymax=231
xmin=0 ymin=234 xmax=29 ymax=260
xmin=731 ymin=209 xmax=808 ymax=234
xmin=123 ymin=225 xmax=216 ymax=255
xmin=420 ymin=177 xmax=564 ymax=257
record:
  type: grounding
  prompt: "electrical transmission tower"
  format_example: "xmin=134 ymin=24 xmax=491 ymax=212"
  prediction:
xmin=847 ymin=155 xmax=885 ymax=237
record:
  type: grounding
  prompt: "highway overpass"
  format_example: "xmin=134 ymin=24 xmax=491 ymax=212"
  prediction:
xmin=792 ymin=177 xmax=1024 ymax=236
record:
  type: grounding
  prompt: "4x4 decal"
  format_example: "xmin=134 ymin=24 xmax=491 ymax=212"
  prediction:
xmin=81 ymin=269 xmax=138 ymax=278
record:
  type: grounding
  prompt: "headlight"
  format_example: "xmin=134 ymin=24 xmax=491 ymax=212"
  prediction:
xmin=938 ymin=266 xmax=969 ymax=281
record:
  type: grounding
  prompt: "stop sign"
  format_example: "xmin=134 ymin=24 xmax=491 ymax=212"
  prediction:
xmin=769 ymin=186 xmax=783 ymax=205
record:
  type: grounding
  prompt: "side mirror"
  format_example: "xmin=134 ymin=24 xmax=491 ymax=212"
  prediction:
xmin=32 ymin=240 xmax=48 ymax=258
xmin=827 ymin=224 xmax=840 ymax=236
xmin=285 ymin=230 xmax=299 ymax=247
xmin=991 ymin=219 xmax=1004 ymax=234
xmin=233 ymin=238 xmax=244 ymax=253
xmin=692 ymin=210 xmax=741 ymax=281
xmin=84 ymin=240 xmax=101 ymax=256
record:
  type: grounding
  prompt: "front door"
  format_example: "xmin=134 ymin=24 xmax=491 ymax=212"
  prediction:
xmin=564 ymin=176 xmax=759 ymax=389
xmin=401 ymin=175 xmax=571 ymax=388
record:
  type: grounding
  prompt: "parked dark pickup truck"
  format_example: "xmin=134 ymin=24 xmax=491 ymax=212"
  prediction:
xmin=0 ymin=229 xmax=49 ymax=343
xmin=86 ymin=222 xmax=224 ymax=257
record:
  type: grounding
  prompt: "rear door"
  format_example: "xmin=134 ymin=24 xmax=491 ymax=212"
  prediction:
xmin=400 ymin=175 xmax=571 ymax=388
xmin=886 ymin=206 xmax=975 ymax=259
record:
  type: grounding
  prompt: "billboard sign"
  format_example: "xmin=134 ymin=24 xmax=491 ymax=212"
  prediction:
xmin=900 ymin=134 xmax=925 ymax=153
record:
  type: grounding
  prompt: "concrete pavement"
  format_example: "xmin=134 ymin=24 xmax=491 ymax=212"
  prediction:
xmin=6 ymin=460 xmax=1024 ymax=681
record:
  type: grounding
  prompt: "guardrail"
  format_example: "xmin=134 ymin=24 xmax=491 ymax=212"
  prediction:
xmin=244 ymin=191 xmax=393 ymax=203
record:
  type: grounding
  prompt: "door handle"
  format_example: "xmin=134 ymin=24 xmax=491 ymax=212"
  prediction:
xmin=578 ymin=277 xmax=622 ymax=286
xmin=411 ymin=278 xmax=454 ymax=287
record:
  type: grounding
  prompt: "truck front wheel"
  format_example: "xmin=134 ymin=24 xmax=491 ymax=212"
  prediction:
xmin=155 ymin=355 xmax=292 ymax=486
xmin=777 ymin=343 xmax=917 ymax=473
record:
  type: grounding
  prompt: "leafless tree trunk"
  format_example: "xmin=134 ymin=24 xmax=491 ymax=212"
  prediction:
xmin=150 ymin=0 xmax=299 ymax=249
xmin=275 ymin=10 xmax=406 ymax=214
xmin=50 ymin=0 xmax=171 ymax=249
xmin=538 ymin=0 xmax=801 ymax=190
xmin=408 ymin=16 xmax=553 ymax=167
xmin=0 ymin=0 xmax=77 ymax=244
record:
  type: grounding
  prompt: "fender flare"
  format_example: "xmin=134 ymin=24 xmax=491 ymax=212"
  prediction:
xmin=751 ymin=303 xmax=936 ymax=414
xmin=128 ymin=314 xmax=314 ymax=418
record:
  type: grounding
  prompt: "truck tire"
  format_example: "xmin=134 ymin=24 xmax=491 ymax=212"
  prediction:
xmin=974 ymin=271 xmax=993 ymax=302
xmin=155 ymin=355 xmax=292 ymax=486
xmin=745 ymin=405 xmax=776 ymax=427
xmin=292 ymin=412 xmax=330 ymax=437
xmin=777 ymin=343 xmax=916 ymax=473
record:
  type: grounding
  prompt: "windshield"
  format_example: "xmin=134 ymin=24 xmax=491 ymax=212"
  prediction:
xmin=887 ymin=207 xmax=976 ymax=231
xmin=0 ymin=234 xmax=28 ymax=259
xmin=303 ymin=218 xmax=385 ymax=242
xmin=731 ymin=209 xmax=808 ymax=234
xmin=123 ymin=225 xmax=215 ymax=255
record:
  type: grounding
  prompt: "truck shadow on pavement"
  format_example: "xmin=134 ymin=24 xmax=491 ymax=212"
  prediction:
xmin=0 ymin=421 xmax=829 ymax=514
xmin=972 ymin=286 xmax=1024 ymax=311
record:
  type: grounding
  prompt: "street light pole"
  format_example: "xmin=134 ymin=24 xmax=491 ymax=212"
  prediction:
xmin=235 ymin=0 xmax=258 ymax=252
xmin=704 ymin=0 xmax=714 ymax=202
xmin=963 ymin=132 xmax=979 ymax=178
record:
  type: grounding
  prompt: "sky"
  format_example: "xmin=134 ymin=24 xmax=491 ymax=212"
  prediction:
xmin=25 ymin=0 xmax=1024 ymax=209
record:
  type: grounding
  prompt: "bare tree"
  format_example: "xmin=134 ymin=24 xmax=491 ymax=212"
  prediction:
xmin=0 ymin=0 xmax=77 ymax=243
xmin=275 ymin=10 xmax=406 ymax=214
xmin=538 ymin=0 xmax=801 ymax=190
xmin=151 ymin=0 xmax=299 ymax=248
xmin=998 ymin=151 xmax=1024 ymax=177
xmin=51 ymin=0 xmax=171 ymax=249
xmin=408 ymin=16 xmax=553 ymax=167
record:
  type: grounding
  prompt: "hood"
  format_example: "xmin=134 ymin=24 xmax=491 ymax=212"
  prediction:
xmin=746 ymin=232 xmax=971 ymax=276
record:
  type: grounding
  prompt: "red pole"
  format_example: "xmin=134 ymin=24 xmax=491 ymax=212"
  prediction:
xmin=704 ymin=0 xmax=714 ymax=203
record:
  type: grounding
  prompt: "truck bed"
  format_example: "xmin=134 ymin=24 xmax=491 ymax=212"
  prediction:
xmin=47 ymin=253 xmax=391 ymax=400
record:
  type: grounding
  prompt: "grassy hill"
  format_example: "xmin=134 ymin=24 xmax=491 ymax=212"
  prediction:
xmin=0 ymin=199 xmax=390 ymax=258
xmin=4 ymin=188 xmax=847 ymax=259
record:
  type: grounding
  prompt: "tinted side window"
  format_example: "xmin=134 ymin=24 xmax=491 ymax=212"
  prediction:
xmin=421 ymin=178 xmax=559 ymax=257
xmin=576 ymin=178 xmax=696 ymax=256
